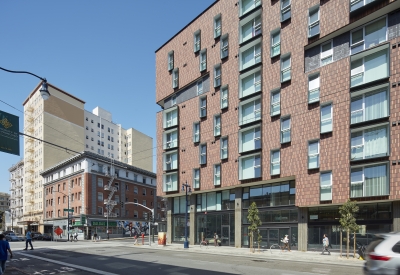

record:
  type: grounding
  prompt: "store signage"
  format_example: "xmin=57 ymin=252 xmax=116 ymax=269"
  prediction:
xmin=310 ymin=215 xmax=318 ymax=220
xmin=91 ymin=221 xmax=117 ymax=227
xmin=0 ymin=110 xmax=19 ymax=156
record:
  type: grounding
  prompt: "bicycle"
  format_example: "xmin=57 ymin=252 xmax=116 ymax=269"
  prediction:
xmin=200 ymin=240 xmax=209 ymax=248
xmin=270 ymin=244 xmax=282 ymax=254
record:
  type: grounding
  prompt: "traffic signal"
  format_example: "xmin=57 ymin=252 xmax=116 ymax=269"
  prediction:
xmin=143 ymin=212 xmax=148 ymax=220
xmin=120 ymin=201 xmax=124 ymax=207
xmin=148 ymin=212 xmax=152 ymax=222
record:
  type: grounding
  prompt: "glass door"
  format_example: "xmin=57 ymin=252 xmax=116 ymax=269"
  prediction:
xmin=268 ymin=229 xmax=279 ymax=249
xmin=221 ymin=225 xmax=230 ymax=246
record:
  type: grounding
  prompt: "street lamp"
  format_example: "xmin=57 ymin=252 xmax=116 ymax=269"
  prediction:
xmin=181 ymin=181 xmax=191 ymax=249
xmin=0 ymin=66 xmax=50 ymax=100
xmin=54 ymin=191 xmax=70 ymax=241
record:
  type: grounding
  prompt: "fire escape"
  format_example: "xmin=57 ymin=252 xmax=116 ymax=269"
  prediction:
xmin=103 ymin=159 xmax=118 ymax=217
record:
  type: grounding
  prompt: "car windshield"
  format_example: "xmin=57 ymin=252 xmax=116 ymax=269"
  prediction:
xmin=8 ymin=233 xmax=16 ymax=236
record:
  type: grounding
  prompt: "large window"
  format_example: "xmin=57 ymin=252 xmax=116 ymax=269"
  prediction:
xmin=281 ymin=0 xmax=291 ymax=22
xmin=240 ymin=14 xmax=261 ymax=43
xmin=239 ymin=125 xmax=261 ymax=153
xmin=163 ymin=107 xmax=178 ymax=128
xmin=271 ymin=89 xmax=280 ymax=116
xmin=351 ymin=17 xmax=387 ymax=55
xmin=281 ymin=117 xmax=291 ymax=143
xmin=214 ymin=114 xmax=221 ymax=136
xmin=163 ymin=151 xmax=178 ymax=171
xmin=193 ymin=122 xmax=200 ymax=143
xmin=281 ymin=54 xmax=291 ymax=82
xmin=351 ymin=0 xmax=379 ymax=12
xmin=193 ymin=168 xmax=200 ymax=189
xmin=163 ymin=172 xmax=178 ymax=192
xmin=351 ymin=124 xmax=388 ymax=160
xmin=308 ymin=5 xmax=320 ymax=38
xmin=240 ymin=0 xmax=261 ymax=16
xmin=200 ymin=144 xmax=207 ymax=165
xmin=350 ymin=84 xmax=388 ymax=124
xmin=163 ymin=129 xmax=178 ymax=149
xmin=221 ymin=34 xmax=229 ymax=59
xmin=321 ymin=103 xmax=333 ymax=133
xmin=214 ymin=64 xmax=221 ymax=88
xmin=271 ymin=29 xmax=281 ymax=57
xmin=200 ymin=97 xmax=207 ymax=118
xmin=194 ymin=30 xmax=201 ymax=53
xmin=308 ymin=73 xmax=320 ymax=103
xmin=221 ymin=137 xmax=228 ymax=160
xmin=168 ymin=51 xmax=174 ymax=71
xmin=240 ymin=68 xmax=261 ymax=98
xmin=350 ymin=163 xmax=388 ymax=198
xmin=320 ymin=171 xmax=332 ymax=201
xmin=242 ymin=181 xmax=295 ymax=208
xmin=308 ymin=140 xmax=320 ymax=169
xmin=200 ymin=49 xmax=207 ymax=72
xmin=239 ymin=97 xmax=261 ymax=126
xmin=271 ymin=150 xmax=280 ymax=175
xmin=239 ymin=154 xmax=261 ymax=180
xmin=196 ymin=190 xmax=235 ymax=211
xmin=214 ymin=164 xmax=221 ymax=186
xmin=240 ymin=41 xmax=262 ymax=70
xmin=173 ymin=196 xmax=190 ymax=214
xmin=221 ymin=85 xmax=228 ymax=109
xmin=321 ymin=41 xmax=333 ymax=66
xmin=214 ymin=14 xmax=222 ymax=38
xmin=350 ymin=45 xmax=389 ymax=88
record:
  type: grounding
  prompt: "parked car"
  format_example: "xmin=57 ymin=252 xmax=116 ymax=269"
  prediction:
xmin=41 ymin=233 xmax=52 ymax=241
xmin=364 ymin=232 xmax=400 ymax=275
xmin=16 ymin=234 xmax=25 ymax=241
xmin=2 ymin=231 xmax=14 ymax=236
xmin=31 ymin=232 xmax=42 ymax=240
xmin=5 ymin=233 xmax=19 ymax=242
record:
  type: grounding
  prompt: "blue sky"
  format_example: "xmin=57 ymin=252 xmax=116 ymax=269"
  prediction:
xmin=0 ymin=0 xmax=215 ymax=193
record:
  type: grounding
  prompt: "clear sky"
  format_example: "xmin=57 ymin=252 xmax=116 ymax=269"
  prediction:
xmin=0 ymin=0 xmax=215 ymax=193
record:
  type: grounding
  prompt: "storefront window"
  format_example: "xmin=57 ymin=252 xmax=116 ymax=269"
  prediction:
xmin=197 ymin=191 xmax=234 ymax=212
xmin=244 ymin=209 xmax=298 ymax=223
xmin=172 ymin=216 xmax=189 ymax=242
xmin=243 ymin=180 xmax=295 ymax=208
xmin=196 ymin=213 xmax=234 ymax=246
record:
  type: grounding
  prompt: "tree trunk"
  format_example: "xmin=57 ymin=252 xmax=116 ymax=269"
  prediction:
xmin=346 ymin=230 xmax=349 ymax=259
xmin=249 ymin=232 xmax=252 ymax=252
xmin=340 ymin=230 xmax=342 ymax=258
xmin=353 ymin=232 xmax=356 ymax=258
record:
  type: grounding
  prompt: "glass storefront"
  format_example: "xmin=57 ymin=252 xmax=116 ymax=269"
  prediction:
xmin=172 ymin=216 xmax=189 ymax=242
xmin=196 ymin=212 xmax=234 ymax=246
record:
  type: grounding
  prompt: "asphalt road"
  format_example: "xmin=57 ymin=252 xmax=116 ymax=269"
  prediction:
xmin=7 ymin=240 xmax=364 ymax=275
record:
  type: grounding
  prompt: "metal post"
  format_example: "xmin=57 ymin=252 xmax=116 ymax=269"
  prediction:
xmin=11 ymin=212 xmax=13 ymax=231
xmin=67 ymin=195 xmax=70 ymax=241
xmin=184 ymin=186 xmax=189 ymax=249
xmin=106 ymin=204 xmax=109 ymax=240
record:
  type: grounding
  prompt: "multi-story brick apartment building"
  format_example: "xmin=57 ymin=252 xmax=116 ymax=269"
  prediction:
xmin=156 ymin=0 xmax=400 ymax=250
xmin=8 ymin=159 xmax=24 ymax=234
xmin=41 ymin=151 xmax=159 ymax=239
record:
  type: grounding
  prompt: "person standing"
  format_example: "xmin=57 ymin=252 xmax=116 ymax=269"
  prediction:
xmin=24 ymin=230 xmax=34 ymax=250
xmin=321 ymin=234 xmax=330 ymax=255
xmin=0 ymin=234 xmax=13 ymax=275
xmin=214 ymin=233 xmax=218 ymax=247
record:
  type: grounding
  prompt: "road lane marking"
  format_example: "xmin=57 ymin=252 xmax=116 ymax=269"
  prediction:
xmin=15 ymin=252 xmax=118 ymax=275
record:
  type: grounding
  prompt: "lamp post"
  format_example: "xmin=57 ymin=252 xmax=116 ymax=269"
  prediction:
xmin=55 ymin=191 xmax=70 ymax=241
xmin=181 ymin=181 xmax=191 ymax=249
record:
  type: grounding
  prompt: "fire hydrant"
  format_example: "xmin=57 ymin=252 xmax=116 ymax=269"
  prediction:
xmin=141 ymin=233 xmax=145 ymax=245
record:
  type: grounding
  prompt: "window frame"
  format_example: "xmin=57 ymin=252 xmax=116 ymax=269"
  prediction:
xmin=214 ymin=14 xmax=222 ymax=39
xmin=221 ymin=34 xmax=229 ymax=59
xmin=308 ymin=5 xmax=320 ymax=38
xmin=163 ymin=172 xmax=178 ymax=192
xmin=240 ymin=40 xmax=262 ymax=71
xmin=221 ymin=85 xmax=229 ymax=109
xmin=172 ymin=68 xmax=179 ymax=89
xmin=240 ymin=0 xmax=261 ymax=17
xmin=281 ymin=0 xmax=291 ymax=22
xmin=350 ymin=16 xmax=387 ymax=55
xmin=214 ymin=114 xmax=221 ymax=137
xmin=308 ymin=140 xmax=320 ymax=169
xmin=163 ymin=150 xmax=178 ymax=171
xmin=214 ymin=163 xmax=221 ymax=186
xmin=194 ymin=30 xmax=201 ymax=53
xmin=239 ymin=12 xmax=262 ymax=44
xmin=193 ymin=122 xmax=200 ymax=143
xmin=271 ymin=89 xmax=281 ymax=116
xmin=193 ymin=168 xmax=200 ymax=189
xmin=320 ymin=40 xmax=333 ymax=66
xmin=320 ymin=171 xmax=332 ymax=201
xmin=239 ymin=124 xmax=261 ymax=153
xmin=280 ymin=116 xmax=291 ymax=143
xmin=280 ymin=54 xmax=291 ymax=83
xmin=214 ymin=64 xmax=221 ymax=88
xmin=350 ymin=162 xmax=389 ymax=198
xmin=199 ymin=97 xmax=207 ymax=118
xmin=239 ymin=67 xmax=262 ymax=98
xmin=197 ymin=80 xmax=203 ymax=95
xmin=271 ymin=29 xmax=281 ymax=58
xmin=320 ymin=103 xmax=333 ymax=134
xmin=271 ymin=149 xmax=281 ymax=175
xmin=239 ymin=95 xmax=261 ymax=126
xmin=220 ymin=136 xmax=228 ymax=160
xmin=168 ymin=51 xmax=174 ymax=71
xmin=308 ymin=73 xmax=320 ymax=103
xmin=239 ymin=153 xmax=261 ymax=180
xmin=163 ymin=106 xmax=178 ymax=129
xmin=200 ymin=49 xmax=207 ymax=72
xmin=200 ymin=144 xmax=207 ymax=165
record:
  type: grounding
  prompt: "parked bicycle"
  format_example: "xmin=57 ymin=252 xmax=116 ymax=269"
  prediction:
xmin=270 ymin=243 xmax=281 ymax=254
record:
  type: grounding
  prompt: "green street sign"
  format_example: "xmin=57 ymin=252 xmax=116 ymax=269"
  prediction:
xmin=63 ymin=208 xmax=74 ymax=212
xmin=91 ymin=221 xmax=117 ymax=227
xmin=0 ymin=110 xmax=19 ymax=156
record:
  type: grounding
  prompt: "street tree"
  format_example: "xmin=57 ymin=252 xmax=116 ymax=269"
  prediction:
xmin=339 ymin=199 xmax=359 ymax=259
xmin=247 ymin=202 xmax=262 ymax=253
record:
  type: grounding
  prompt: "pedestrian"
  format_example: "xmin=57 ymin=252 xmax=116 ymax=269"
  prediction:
xmin=93 ymin=233 xmax=98 ymax=242
xmin=24 ymin=229 xmax=34 ymax=250
xmin=133 ymin=234 xmax=138 ymax=245
xmin=321 ymin=234 xmax=331 ymax=255
xmin=74 ymin=232 xmax=78 ymax=241
xmin=214 ymin=233 xmax=218 ymax=247
xmin=281 ymin=234 xmax=291 ymax=252
xmin=0 ymin=234 xmax=13 ymax=275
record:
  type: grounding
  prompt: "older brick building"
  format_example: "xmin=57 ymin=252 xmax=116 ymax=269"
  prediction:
xmin=156 ymin=0 xmax=400 ymax=250
xmin=41 ymin=151 xmax=159 ymax=240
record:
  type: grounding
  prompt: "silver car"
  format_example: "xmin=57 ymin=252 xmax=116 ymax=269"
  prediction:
xmin=364 ymin=232 xmax=400 ymax=275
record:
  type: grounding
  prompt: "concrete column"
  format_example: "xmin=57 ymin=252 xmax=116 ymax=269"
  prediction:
xmin=166 ymin=197 xmax=172 ymax=244
xmin=298 ymin=207 xmax=308 ymax=252
xmin=234 ymin=188 xmax=242 ymax=248
xmin=189 ymin=194 xmax=196 ymax=245
xmin=393 ymin=201 xmax=400 ymax=232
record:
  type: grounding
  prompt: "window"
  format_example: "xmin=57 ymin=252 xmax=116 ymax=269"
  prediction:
xmin=143 ymin=200 xmax=147 ymax=206
xmin=98 ymin=207 xmax=103 ymax=215
xmin=351 ymin=124 xmax=388 ymax=160
xmin=320 ymin=172 xmax=332 ymax=201
xmin=143 ymin=177 xmax=146 ymax=184
xmin=168 ymin=51 xmax=174 ymax=71
xmin=321 ymin=104 xmax=333 ymax=133
xmin=239 ymin=154 xmax=261 ymax=180
xmin=143 ymin=188 xmax=146 ymax=195
xmin=239 ymin=126 xmax=261 ymax=153
xmin=240 ymin=14 xmax=261 ymax=43
xmin=172 ymin=68 xmax=179 ymax=88
xmin=281 ymin=54 xmax=291 ymax=82
xmin=240 ymin=68 xmax=261 ymax=98
xmin=281 ymin=117 xmax=291 ymax=143
xmin=220 ymin=34 xmax=229 ymax=59
xmin=200 ymin=50 xmax=207 ymax=72
xmin=239 ymin=97 xmax=261 ymax=126
xmin=214 ymin=14 xmax=221 ymax=38
xmin=308 ymin=140 xmax=320 ymax=169
xmin=240 ymin=0 xmax=261 ymax=16
xmin=163 ymin=151 xmax=178 ymax=171
xmin=308 ymin=73 xmax=320 ymax=103
xmin=193 ymin=122 xmax=200 ymax=143
xmin=200 ymin=97 xmax=207 ymax=118
xmin=200 ymin=144 xmax=207 ymax=165
xmin=350 ymin=45 xmax=389 ymax=88
xmin=194 ymin=30 xmax=201 ymax=53
xmin=351 ymin=0 xmax=378 ymax=12
xmin=214 ymin=164 xmax=221 ymax=186
xmin=271 ymin=29 xmax=281 ymax=57
xmin=350 ymin=163 xmax=388 ymax=197
xmin=270 ymin=89 xmax=281 ymax=116
xmin=308 ymin=5 xmax=320 ymax=38
xmin=97 ymin=192 xmax=103 ymax=201
xmin=193 ymin=168 xmax=200 ymax=189
xmin=271 ymin=150 xmax=280 ymax=175
xmin=163 ymin=172 xmax=178 ymax=192
xmin=220 ymin=85 xmax=228 ymax=109
xmin=281 ymin=0 xmax=291 ymax=22
xmin=321 ymin=41 xmax=333 ymax=66
xmin=351 ymin=84 xmax=388 ymax=124
xmin=163 ymin=107 xmax=178 ymax=128
xmin=214 ymin=115 xmax=221 ymax=136
xmin=134 ymin=186 xmax=138 ymax=194
xmin=351 ymin=17 xmax=387 ymax=54
xmin=97 ymin=178 xmax=103 ymax=188
xmin=214 ymin=64 xmax=221 ymax=88
xmin=171 ymin=95 xmax=176 ymax=106
xmin=133 ymin=210 xmax=138 ymax=218
xmin=163 ymin=129 xmax=178 ymax=149
xmin=197 ymin=80 xmax=203 ymax=95
xmin=240 ymin=42 xmax=261 ymax=70
xmin=220 ymin=137 xmax=228 ymax=160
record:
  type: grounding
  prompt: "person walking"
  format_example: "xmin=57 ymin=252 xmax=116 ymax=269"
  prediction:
xmin=74 ymin=232 xmax=78 ymax=241
xmin=213 ymin=233 xmax=218 ymax=247
xmin=23 ymin=229 xmax=34 ymax=250
xmin=321 ymin=234 xmax=331 ymax=255
xmin=281 ymin=234 xmax=291 ymax=252
xmin=0 ymin=234 xmax=13 ymax=275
